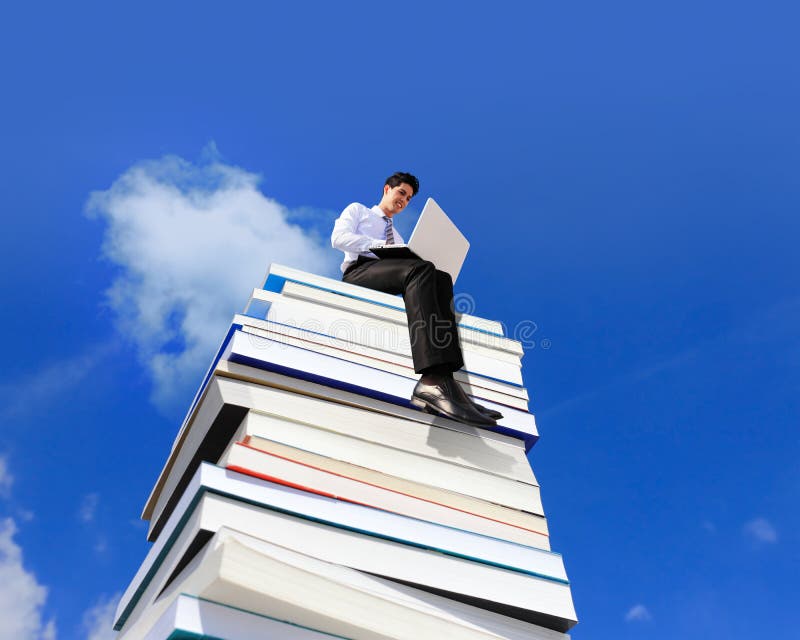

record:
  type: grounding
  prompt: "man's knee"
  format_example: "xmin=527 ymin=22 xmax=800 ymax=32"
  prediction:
xmin=407 ymin=259 xmax=436 ymax=280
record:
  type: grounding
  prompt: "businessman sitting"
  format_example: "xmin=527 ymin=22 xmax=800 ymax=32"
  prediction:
xmin=330 ymin=171 xmax=500 ymax=428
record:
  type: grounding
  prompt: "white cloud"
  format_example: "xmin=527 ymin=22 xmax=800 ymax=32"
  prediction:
xmin=82 ymin=592 xmax=120 ymax=640
xmin=78 ymin=494 xmax=99 ymax=524
xmin=0 ymin=457 xmax=12 ymax=498
xmin=86 ymin=150 xmax=338 ymax=410
xmin=625 ymin=604 xmax=652 ymax=622
xmin=744 ymin=517 xmax=778 ymax=544
xmin=0 ymin=518 xmax=55 ymax=639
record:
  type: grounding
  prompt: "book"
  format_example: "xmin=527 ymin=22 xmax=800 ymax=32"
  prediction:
xmin=125 ymin=528 xmax=573 ymax=640
xmin=221 ymin=440 xmax=550 ymax=549
xmin=235 ymin=323 xmax=527 ymax=410
xmin=145 ymin=375 xmax=541 ymax=542
xmin=227 ymin=433 xmax=549 ymax=540
xmin=222 ymin=328 xmax=536 ymax=439
xmin=120 ymin=471 xmax=575 ymax=635
xmin=278 ymin=279 xmax=509 ymax=347
xmin=143 ymin=360 xmax=539 ymax=528
xmin=234 ymin=314 xmax=529 ymax=409
xmin=215 ymin=359 xmax=530 ymax=448
xmin=262 ymin=263 xmax=506 ymax=336
xmin=250 ymin=286 xmax=525 ymax=360
xmin=174 ymin=324 xmax=535 ymax=462
xmin=235 ymin=311 xmax=529 ymax=402
xmin=142 ymin=463 xmax=559 ymax=608
xmin=231 ymin=411 xmax=543 ymax=512
xmin=247 ymin=289 xmax=524 ymax=386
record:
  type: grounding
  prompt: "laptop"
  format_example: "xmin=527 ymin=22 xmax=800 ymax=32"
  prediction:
xmin=370 ymin=197 xmax=470 ymax=283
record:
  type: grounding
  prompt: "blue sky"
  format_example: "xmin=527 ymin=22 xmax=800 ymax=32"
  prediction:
xmin=1 ymin=1 xmax=798 ymax=638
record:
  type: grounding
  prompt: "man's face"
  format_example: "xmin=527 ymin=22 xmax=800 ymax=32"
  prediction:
xmin=381 ymin=182 xmax=414 ymax=216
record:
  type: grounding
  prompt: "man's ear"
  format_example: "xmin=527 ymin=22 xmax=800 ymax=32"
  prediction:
xmin=383 ymin=184 xmax=391 ymax=196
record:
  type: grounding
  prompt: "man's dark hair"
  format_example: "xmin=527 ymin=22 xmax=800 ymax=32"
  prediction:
xmin=385 ymin=171 xmax=420 ymax=196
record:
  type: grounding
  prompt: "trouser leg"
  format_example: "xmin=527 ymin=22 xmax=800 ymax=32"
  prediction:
xmin=343 ymin=258 xmax=464 ymax=373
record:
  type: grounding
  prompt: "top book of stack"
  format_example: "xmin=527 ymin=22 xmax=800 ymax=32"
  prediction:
xmin=261 ymin=263 xmax=507 ymax=336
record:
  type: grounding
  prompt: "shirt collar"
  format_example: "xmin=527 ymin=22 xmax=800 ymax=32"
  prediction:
xmin=371 ymin=205 xmax=389 ymax=218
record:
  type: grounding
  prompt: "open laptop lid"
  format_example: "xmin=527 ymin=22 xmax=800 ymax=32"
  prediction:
xmin=369 ymin=198 xmax=470 ymax=283
xmin=408 ymin=197 xmax=470 ymax=283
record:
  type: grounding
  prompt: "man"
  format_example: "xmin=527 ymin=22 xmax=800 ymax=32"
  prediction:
xmin=331 ymin=172 xmax=501 ymax=428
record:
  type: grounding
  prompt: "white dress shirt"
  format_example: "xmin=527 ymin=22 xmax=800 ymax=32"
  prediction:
xmin=331 ymin=202 xmax=406 ymax=273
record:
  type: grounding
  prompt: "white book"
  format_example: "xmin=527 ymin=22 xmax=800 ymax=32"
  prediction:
xmin=221 ymin=441 xmax=550 ymax=549
xmin=222 ymin=328 xmax=535 ymax=438
xmin=251 ymin=287 xmax=525 ymax=365
xmin=143 ymin=463 xmax=559 ymax=611
xmin=233 ymin=411 xmax=543 ymax=513
xmin=248 ymin=291 xmax=524 ymax=388
xmin=171 ymin=323 xmax=533 ymax=471
xmin=143 ymin=362 xmax=539 ymax=529
xmin=127 ymin=528 xmax=573 ymax=640
xmin=146 ymin=375 xmax=541 ymax=541
xmin=225 ymin=432 xmax=549 ymax=540
xmin=120 ymin=471 xmax=575 ymax=635
xmin=278 ymin=279 xmax=517 ymax=352
xmin=280 ymin=279 xmax=485 ymax=333
xmin=235 ymin=312 xmax=529 ymax=402
xmin=264 ymin=263 xmax=506 ymax=336
xmin=216 ymin=360 xmax=532 ymax=449
xmin=235 ymin=323 xmax=527 ymax=410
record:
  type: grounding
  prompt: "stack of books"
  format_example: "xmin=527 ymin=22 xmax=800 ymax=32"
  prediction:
xmin=113 ymin=264 xmax=578 ymax=639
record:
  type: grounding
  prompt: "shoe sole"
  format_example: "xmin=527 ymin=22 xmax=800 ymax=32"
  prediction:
xmin=410 ymin=396 xmax=496 ymax=428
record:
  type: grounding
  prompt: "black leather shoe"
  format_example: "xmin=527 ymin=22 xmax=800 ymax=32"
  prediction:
xmin=472 ymin=403 xmax=504 ymax=420
xmin=411 ymin=376 xmax=497 ymax=427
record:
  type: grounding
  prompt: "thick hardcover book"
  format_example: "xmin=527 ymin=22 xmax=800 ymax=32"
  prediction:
xmin=145 ymin=375 xmax=541 ymax=542
xmin=263 ymin=263 xmax=505 ymax=336
xmin=119 ymin=468 xmax=576 ymax=635
xmin=126 ymin=529 xmax=573 ymax=640
xmin=222 ymin=329 xmax=535 ymax=438
xmin=230 ymin=411 xmax=542 ymax=512
xmin=221 ymin=441 xmax=550 ymax=549
xmin=250 ymin=286 xmax=524 ymax=357
xmin=235 ymin=312 xmax=529 ymax=401
xmin=234 ymin=318 xmax=528 ymax=410
xmin=142 ymin=364 xmax=539 ymax=532
xmin=171 ymin=324 xmax=534 ymax=466
xmin=216 ymin=360 xmax=529 ymax=447
xmin=224 ymin=434 xmax=549 ymax=539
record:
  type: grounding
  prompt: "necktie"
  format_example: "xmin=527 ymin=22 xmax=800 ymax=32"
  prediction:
xmin=383 ymin=216 xmax=395 ymax=245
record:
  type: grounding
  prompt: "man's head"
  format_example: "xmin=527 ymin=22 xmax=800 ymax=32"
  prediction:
xmin=379 ymin=171 xmax=419 ymax=217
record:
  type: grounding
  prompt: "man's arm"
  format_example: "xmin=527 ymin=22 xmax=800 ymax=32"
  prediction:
xmin=331 ymin=203 xmax=379 ymax=254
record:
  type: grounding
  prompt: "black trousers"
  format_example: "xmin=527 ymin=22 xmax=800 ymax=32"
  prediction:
xmin=343 ymin=256 xmax=464 ymax=374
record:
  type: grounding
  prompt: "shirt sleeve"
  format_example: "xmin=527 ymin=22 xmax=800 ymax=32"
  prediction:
xmin=331 ymin=203 xmax=377 ymax=254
